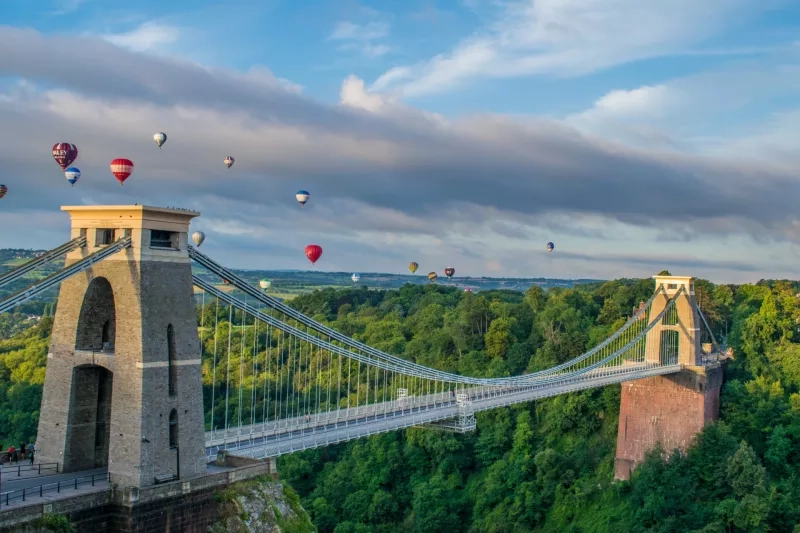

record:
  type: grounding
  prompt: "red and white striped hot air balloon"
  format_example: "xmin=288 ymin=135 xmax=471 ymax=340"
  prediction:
xmin=110 ymin=158 xmax=134 ymax=185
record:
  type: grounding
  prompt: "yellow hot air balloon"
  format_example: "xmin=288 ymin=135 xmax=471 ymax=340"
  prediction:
xmin=409 ymin=261 xmax=419 ymax=274
xmin=427 ymin=271 xmax=438 ymax=283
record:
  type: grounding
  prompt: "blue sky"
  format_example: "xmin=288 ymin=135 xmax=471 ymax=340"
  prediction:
xmin=2 ymin=0 xmax=800 ymax=282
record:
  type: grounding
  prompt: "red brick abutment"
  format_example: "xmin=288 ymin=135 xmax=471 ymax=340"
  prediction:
xmin=614 ymin=364 xmax=724 ymax=480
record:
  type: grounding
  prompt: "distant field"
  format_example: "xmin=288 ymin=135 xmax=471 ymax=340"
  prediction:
xmin=3 ymin=259 xmax=28 ymax=267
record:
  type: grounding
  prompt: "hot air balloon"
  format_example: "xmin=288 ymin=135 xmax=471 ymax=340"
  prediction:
xmin=305 ymin=244 xmax=322 ymax=265
xmin=52 ymin=143 xmax=78 ymax=170
xmin=547 ymin=242 xmax=554 ymax=253
xmin=0 ymin=185 xmax=6 ymax=199
xmin=110 ymin=158 xmax=134 ymax=185
xmin=464 ymin=288 xmax=473 ymax=293
xmin=222 ymin=278 xmax=231 ymax=285
xmin=409 ymin=262 xmax=419 ymax=274
xmin=192 ymin=231 xmax=205 ymax=247
xmin=153 ymin=132 xmax=167 ymax=149
xmin=296 ymin=190 xmax=310 ymax=207
xmin=351 ymin=273 xmax=360 ymax=283
xmin=224 ymin=156 xmax=235 ymax=169
xmin=444 ymin=267 xmax=455 ymax=279
xmin=427 ymin=272 xmax=438 ymax=283
xmin=259 ymin=279 xmax=271 ymax=290
xmin=64 ymin=167 xmax=81 ymax=186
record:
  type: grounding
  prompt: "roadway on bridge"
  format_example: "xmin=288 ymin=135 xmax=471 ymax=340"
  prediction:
xmin=208 ymin=362 xmax=682 ymax=459
xmin=0 ymin=468 xmax=106 ymax=493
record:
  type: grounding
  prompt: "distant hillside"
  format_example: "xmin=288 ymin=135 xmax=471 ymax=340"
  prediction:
xmin=0 ymin=248 xmax=604 ymax=305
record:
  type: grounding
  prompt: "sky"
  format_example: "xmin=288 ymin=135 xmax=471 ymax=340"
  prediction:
xmin=1 ymin=0 xmax=800 ymax=283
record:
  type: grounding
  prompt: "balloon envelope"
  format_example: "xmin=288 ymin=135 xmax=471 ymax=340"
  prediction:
xmin=305 ymin=244 xmax=323 ymax=264
xmin=547 ymin=242 xmax=554 ymax=252
xmin=0 ymin=185 xmax=6 ymax=199
xmin=296 ymin=190 xmax=310 ymax=207
xmin=64 ymin=167 xmax=80 ymax=186
xmin=351 ymin=273 xmax=360 ymax=283
xmin=153 ymin=132 xmax=167 ymax=148
xmin=409 ymin=262 xmax=419 ymax=274
xmin=444 ymin=267 xmax=455 ymax=278
xmin=110 ymin=158 xmax=134 ymax=185
xmin=192 ymin=231 xmax=205 ymax=246
xmin=52 ymin=143 xmax=78 ymax=170
xmin=224 ymin=156 xmax=234 ymax=169
xmin=259 ymin=279 xmax=271 ymax=290
xmin=427 ymin=272 xmax=438 ymax=282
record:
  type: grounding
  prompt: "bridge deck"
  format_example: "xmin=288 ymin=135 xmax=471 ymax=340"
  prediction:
xmin=209 ymin=362 xmax=681 ymax=459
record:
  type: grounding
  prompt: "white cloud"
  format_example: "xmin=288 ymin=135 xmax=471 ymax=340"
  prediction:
xmin=371 ymin=0 xmax=776 ymax=97
xmin=2 ymin=27 xmax=800 ymax=282
xmin=329 ymin=21 xmax=389 ymax=42
xmin=50 ymin=0 xmax=86 ymax=15
xmin=564 ymin=52 xmax=800 ymax=152
xmin=328 ymin=20 xmax=391 ymax=58
xmin=101 ymin=21 xmax=180 ymax=53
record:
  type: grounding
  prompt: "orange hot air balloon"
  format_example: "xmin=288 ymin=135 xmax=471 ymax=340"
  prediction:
xmin=305 ymin=245 xmax=322 ymax=264
xmin=110 ymin=158 xmax=134 ymax=185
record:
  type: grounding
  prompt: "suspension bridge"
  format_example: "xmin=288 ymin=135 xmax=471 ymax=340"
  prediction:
xmin=0 ymin=205 xmax=728 ymax=525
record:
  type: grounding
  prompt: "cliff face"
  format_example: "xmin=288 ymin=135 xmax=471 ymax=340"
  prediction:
xmin=209 ymin=476 xmax=316 ymax=533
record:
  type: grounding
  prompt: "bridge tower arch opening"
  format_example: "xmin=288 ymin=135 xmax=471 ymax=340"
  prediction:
xmin=75 ymin=277 xmax=116 ymax=352
xmin=65 ymin=365 xmax=113 ymax=470
xmin=35 ymin=205 xmax=207 ymax=488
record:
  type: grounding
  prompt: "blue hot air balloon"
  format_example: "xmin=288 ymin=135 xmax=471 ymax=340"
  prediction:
xmin=65 ymin=167 xmax=81 ymax=186
xmin=547 ymin=242 xmax=555 ymax=253
xmin=296 ymin=190 xmax=310 ymax=207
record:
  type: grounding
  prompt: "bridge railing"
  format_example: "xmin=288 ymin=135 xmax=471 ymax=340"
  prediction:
xmin=0 ymin=472 xmax=110 ymax=507
xmin=0 ymin=461 xmax=58 ymax=477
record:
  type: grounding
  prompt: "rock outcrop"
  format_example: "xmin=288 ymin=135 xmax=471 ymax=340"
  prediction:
xmin=209 ymin=476 xmax=315 ymax=533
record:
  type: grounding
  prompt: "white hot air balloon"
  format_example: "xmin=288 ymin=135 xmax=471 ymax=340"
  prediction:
xmin=351 ymin=273 xmax=361 ymax=284
xmin=224 ymin=156 xmax=235 ymax=169
xmin=153 ymin=132 xmax=167 ymax=149
xmin=192 ymin=231 xmax=205 ymax=247
xmin=260 ymin=279 xmax=271 ymax=290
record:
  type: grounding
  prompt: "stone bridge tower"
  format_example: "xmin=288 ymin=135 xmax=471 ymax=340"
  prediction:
xmin=614 ymin=275 xmax=723 ymax=480
xmin=35 ymin=205 xmax=206 ymax=488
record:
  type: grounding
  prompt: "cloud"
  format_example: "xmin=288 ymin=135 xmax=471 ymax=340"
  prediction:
xmin=101 ymin=21 xmax=181 ymax=53
xmin=1 ymin=27 xmax=800 ymax=282
xmin=371 ymin=0 xmax=778 ymax=97
xmin=50 ymin=0 xmax=86 ymax=15
xmin=565 ymin=51 xmax=800 ymax=150
xmin=328 ymin=19 xmax=391 ymax=58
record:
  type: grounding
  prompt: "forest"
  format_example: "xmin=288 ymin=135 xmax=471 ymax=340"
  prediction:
xmin=1 ymin=275 xmax=799 ymax=531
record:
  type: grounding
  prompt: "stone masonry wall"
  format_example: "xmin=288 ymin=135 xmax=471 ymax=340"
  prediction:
xmin=0 ymin=459 xmax=278 ymax=533
xmin=614 ymin=365 xmax=723 ymax=480
xmin=36 ymin=257 xmax=206 ymax=489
